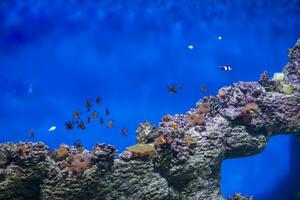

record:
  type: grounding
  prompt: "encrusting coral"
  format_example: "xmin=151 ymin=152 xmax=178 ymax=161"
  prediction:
xmin=0 ymin=39 xmax=299 ymax=200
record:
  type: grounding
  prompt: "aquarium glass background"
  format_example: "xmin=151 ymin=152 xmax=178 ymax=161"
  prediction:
xmin=0 ymin=0 xmax=299 ymax=199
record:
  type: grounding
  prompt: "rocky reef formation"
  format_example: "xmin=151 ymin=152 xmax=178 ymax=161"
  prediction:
xmin=0 ymin=40 xmax=299 ymax=200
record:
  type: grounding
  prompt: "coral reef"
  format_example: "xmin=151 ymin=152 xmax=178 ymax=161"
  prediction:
xmin=0 ymin=40 xmax=299 ymax=199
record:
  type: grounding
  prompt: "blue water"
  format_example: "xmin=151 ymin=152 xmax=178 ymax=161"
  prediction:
xmin=0 ymin=0 xmax=299 ymax=199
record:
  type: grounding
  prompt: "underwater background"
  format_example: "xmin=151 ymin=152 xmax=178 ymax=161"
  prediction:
xmin=0 ymin=0 xmax=299 ymax=199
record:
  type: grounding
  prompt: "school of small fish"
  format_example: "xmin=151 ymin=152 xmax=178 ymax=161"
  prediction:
xmin=27 ymin=65 xmax=232 ymax=144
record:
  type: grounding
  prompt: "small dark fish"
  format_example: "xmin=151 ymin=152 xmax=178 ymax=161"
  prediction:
xmin=73 ymin=111 xmax=81 ymax=119
xmin=105 ymin=107 xmax=110 ymax=116
xmin=29 ymin=129 xmax=35 ymax=138
xmin=100 ymin=116 xmax=104 ymax=125
xmin=201 ymin=84 xmax=206 ymax=93
xmin=77 ymin=120 xmax=86 ymax=129
xmin=167 ymin=85 xmax=177 ymax=94
xmin=65 ymin=121 xmax=74 ymax=130
xmin=74 ymin=140 xmax=84 ymax=151
xmin=96 ymin=97 xmax=103 ymax=105
xmin=92 ymin=111 xmax=99 ymax=119
xmin=106 ymin=120 xmax=114 ymax=128
xmin=86 ymin=99 xmax=93 ymax=112
xmin=219 ymin=65 xmax=232 ymax=71
xmin=121 ymin=128 xmax=128 ymax=136
xmin=178 ymin=83 xmax=184 ymax=89
xmin=87 ymin=116 xmax=93 ymax=123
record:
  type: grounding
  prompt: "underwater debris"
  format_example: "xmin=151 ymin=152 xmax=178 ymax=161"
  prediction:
xmin=167 ymin=85 xmax=177 ymax=94
xmin=201 ymin=84 xmax=206 ymax=93
xmin=28 ymin=129 xmax=35 ymax=138
xmin=105 ymin=107 xmax=110 ymax=116
xmin=96 ymin=97 xmax=103 ymax=105
xmin=106 ymin=120 xmax=114 ymax=128
xmin=126 ymin=144 xmax=156 ymax=159
xmin=77 ymin=120 xmax=86 ymax=130
xmin=121 ymin=128 xmax=128 ymax=136
xmin=219 ymin=65 xmax=232 ymax=71
xmin=65 ymin=121 xmax=74 ymax=130
xmin=85 ymin=99 xmax=93 ymax=112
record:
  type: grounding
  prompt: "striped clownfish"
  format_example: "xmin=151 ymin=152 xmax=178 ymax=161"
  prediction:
xmin=219 ymin=65 xmax=232 ymax=71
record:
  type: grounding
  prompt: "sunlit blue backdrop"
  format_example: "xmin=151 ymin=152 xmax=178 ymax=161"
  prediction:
xmin=0 ymin=0 xmax=299 ymax=199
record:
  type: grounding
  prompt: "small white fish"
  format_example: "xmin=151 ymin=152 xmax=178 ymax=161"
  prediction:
xmin=218 ymin=36 xmax=222 ymax=40
xmin=48 ymin=126 xmax=57 ymax=132
xmin=219 ymin=65 xmax=232 ymax=71
xmin=187 ymin=45 xmax=194 ymax=50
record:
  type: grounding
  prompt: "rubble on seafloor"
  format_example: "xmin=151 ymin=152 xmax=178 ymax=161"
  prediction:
xmin=0 ymin=39 xmax=300 ymax=200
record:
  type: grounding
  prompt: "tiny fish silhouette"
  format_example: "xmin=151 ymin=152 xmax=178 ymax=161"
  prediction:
xmin=74 ymin=140 xmax=84 ymax=150
xmin=121 ymin=128 xmax=128 ymax=136
xmin=100 ymin=116 xmax=104 ymax=125
xmin=106 ymin=120 xmax=114 ymax=128
xmin=77 ymin=120 xmax=86 ymax=129
xmin=167 ymin=85 xmax=177 ymax=94
xmin=178 ymin=83 xmax=184 ymax=89
xmin=201 ymin=84 xmax=206 ymax=93
xmin=86 ymin=99 xmax=93 ymax=112
xmin=29 ymin=129 xmax=35 ymax=138
xmin=96 ymin=97 xmax=103 ymax=105
xmin=105 ymin=107 xmax=110 ymax=116
xmin=65 ymin=121 xmax=74 ymax=130
xmin=73 ymin=111 xmax=81 ymax=119
xmin=92 ymin=111 xmax=99 ymax=119
xmin=87 ymin=116 xmax=93 ymax=123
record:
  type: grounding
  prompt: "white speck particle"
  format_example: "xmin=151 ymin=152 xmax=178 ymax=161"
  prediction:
xmin=218 ymin=36 xmax=222 ymax=40
xmin=48 ymin=126 xmax=57 ymax=132
xmin=187 ymin=45 xmax=194 ymax=50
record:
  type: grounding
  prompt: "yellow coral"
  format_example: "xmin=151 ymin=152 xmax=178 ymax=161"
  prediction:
xmin=127 ymin=144 xmax=156 ymax=158
xmin=170 ymin=122 xmax=179 ymax=129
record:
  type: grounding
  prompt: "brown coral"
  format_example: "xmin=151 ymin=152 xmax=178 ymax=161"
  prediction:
xmin=244 ymin=103 xmax=259 ymax=112
xmin=126 ymin=144 xmax=156 ymax=158
xmin=195 ymin=103 xmax=210 ymax=114
xmin=154 ymin=135 xmax=173 ymax=148
xmin=54 ymin=144 xmax=70 ymax=160
xmin=187 ymin=113 xmax=205 ymax=126
xmin=162 ymin=114 xmax=172 ymax=122
xmin=64 ymin=154 xmax=93 ymax=174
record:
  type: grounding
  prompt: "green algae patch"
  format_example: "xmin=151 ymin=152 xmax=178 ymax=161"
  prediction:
xmin=126 ymin=144 xmax=156 ymax=158
xmin=282 ymin=83 xmax=294 ymax=95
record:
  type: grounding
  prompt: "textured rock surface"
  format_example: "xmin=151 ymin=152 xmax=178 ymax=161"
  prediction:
xmin=0 ymin=40 xmax=299 ymax=200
